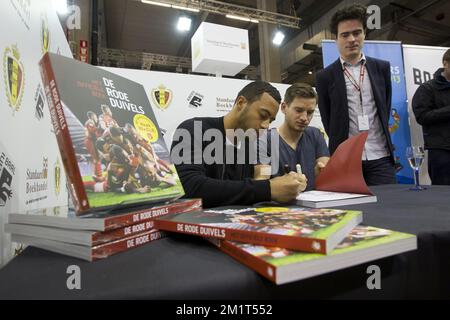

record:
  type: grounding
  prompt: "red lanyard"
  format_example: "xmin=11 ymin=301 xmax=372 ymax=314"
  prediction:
xmin=343 ymin=62 xmax=366 ymax=107
xmin=343 ymin=62 xmax=365 ymax=92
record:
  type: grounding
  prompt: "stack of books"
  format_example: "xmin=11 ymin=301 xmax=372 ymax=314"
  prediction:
xmin=6 ymin=200 xmax=201 ymax=261
xmin=5 ymin=53 xmax=200 ymax=261
xmin=154 ymin=206 xmax=417 ymax=285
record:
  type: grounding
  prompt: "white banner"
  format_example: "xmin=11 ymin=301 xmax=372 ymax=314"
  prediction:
xmin=403 ymin=45 xmax=449 ymax=185
xmin=0 ymin=0 xmax=72 ymax=266
xmin=103 ymin=67 xmax=325 ymax=149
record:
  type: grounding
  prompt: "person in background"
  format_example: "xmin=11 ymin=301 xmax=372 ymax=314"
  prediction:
xmin=315 ymin=4 xmax=396 ymax=185
xmin=256 ymin=83 xmax=329 ymax=191
xmin=412 ymin=49 xmax=450 ymax=185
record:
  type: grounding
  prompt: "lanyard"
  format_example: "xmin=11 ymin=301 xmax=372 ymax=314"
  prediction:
xmin=343 ymin=63 xmax=365 ymax=91
xmin=343 ymin=62 xmax=365 ymax=111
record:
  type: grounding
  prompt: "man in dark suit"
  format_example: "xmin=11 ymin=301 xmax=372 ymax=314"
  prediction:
xmin=315 ymin=4 xmax=396 ymax=186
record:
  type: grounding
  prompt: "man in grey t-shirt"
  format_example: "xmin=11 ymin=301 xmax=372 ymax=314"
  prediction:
xmin=257 ymin=83 xmax=330 ymax=191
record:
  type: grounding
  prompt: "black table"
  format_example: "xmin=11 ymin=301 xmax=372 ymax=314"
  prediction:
xmin=0 ymin=185 xmax=449 ymax=300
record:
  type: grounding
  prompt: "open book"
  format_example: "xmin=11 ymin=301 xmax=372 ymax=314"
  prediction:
xmin=297 ymin=132 xmax=377 ymax=208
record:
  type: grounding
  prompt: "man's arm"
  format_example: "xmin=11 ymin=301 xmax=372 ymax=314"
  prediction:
xmin=314 ymin=128 xmax=330 ymax=177
xmin=315 ymin=70 xmax=331 ymax=135
xmin=412 ymin=84 xmax=450 ymax=125
xmin=315 ymin=157 xmax=330 ymax=177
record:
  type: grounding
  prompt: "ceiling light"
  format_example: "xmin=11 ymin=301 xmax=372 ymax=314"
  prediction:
xmin=272 ymin=31 xmax=285 ymax=46
xmin=226 ymin=14 xmax=259 ymax=23
xmin=172 ymin=5 xmax=200 ymax=13
xmin=308 ymin=71 xmax=313 ymax=75
xmin=141 ymin=0 xmax=171 ymax=7
xmin=177 ymin=16 xmax=192 ymax=31
xmin=141 ymin=1 xmax=200 ymax=12
xmin=53 ymin=0 xmax=68 ymax=14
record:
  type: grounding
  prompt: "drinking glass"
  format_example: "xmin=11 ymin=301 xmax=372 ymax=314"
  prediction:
xmin=406 ymin=146 xmax=425 ymax=191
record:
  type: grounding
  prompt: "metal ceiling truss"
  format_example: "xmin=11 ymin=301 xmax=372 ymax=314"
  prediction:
xmin=98 ymin=47 xmax=259 ymax=78
xmin=138 ymin=0 xmax=301 ymax=29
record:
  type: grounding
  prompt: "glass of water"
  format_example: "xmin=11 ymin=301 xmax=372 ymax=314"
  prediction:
xmin=406 ymin=146 xmax=425 ymax=191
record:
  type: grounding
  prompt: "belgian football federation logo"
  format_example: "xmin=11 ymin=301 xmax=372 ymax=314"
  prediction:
xmin=54 ymin=157 xmax=61 ymax=196
xmin=3 ymin=45 xmax=25 ymax=114
xmin=41 ymin=14 xmax=50 ymax=54
xmin=151 ymin=85 xmax=173 ymax=111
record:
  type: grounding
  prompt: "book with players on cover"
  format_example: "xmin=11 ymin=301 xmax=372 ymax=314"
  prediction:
xmin=12 ymin=230 xmax=165 ymax=262
xmin=6 ymin=219 xmax=158 ymax=246
xmin=209 ymin=226 xmax=417 ymax=285
xmin=155 ymin=206 xmax=363 ymax=254
xmin=7 ymin=198 xmax=201 ymax=231
xmin=39 ymin=52 xmax=184 ymax=215
xmin=297 ymin=132 xmax=377 ymax=208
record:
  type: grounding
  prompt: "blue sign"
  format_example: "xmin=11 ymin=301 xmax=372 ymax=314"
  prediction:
xmin=321 ymin=40 xmax=413 ymax=184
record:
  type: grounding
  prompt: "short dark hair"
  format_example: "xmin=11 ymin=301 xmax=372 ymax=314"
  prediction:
xmin=96 ymin=138 xmax=107 ymax=151
xmin=284 ymin=83 xmax=318 ymax=105
xmin=109 ymin=126 xmax=122 ymax=137
xmin=87 ymin=111 xmax=96 ymax=118
xmin=235 ymin=81 xmax=282 ymax=105
xmin=330 ymin=4 xmax=368 ymax=37
xmin=443 ymin=49 xmax=450 ymax=64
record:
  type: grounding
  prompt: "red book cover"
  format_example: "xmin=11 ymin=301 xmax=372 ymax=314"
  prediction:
xmin=91 ymin=230 xmax=165 ymax=261
xmin=315 ymin=132 xmax=373 ymax=195
xmin=101 ymin=198 xmax=202 ymax=231
xmin=8 ymin=198 xmax=202 ymax=232
xmin=92 ymin=220 xmax=156 ymax=245
xmin=11 ymin=230 xmax=166 ymax=261
xmin=39 ymin=53 xmax=87 ymax=212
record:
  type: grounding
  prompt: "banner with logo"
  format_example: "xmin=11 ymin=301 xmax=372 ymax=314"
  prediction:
xmin=402 ymin=45 xmax=449 ymax=185
xmin=322 ymin=40 xmax=413 ymax=184
xmin=103 ymin=67 xmax=326 ymax=149
xmin=0 ymin=0 xmax=72 ymax=266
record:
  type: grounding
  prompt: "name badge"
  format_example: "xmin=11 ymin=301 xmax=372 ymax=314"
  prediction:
xmin=358 ymin=115 xmax=370 ymax=131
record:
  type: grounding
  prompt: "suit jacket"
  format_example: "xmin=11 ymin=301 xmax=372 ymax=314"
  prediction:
xmin=315 ymin=56 xmax=394 ymax=162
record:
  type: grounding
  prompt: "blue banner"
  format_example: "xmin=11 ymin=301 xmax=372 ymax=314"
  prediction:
xmin=321 ymin=40 xmax=413 ymax=184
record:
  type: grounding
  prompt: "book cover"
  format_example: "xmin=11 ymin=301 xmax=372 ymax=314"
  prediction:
xmin=296 ymin=132 xmax=377 ymax=208
xmin=210 ymin=226 xmax=417 ymax=285
xmin=39 ymin=53 xmax=184 ymax=214
xmin=8 ymin=198 xmax=202 ymax=231
xmin=12 ymin=229 xmax=165 ymax=262
xmin=315 ymin=132 xmax=372 ymax=194
xmin=155 ymin=206 xmax=363 ymax=254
